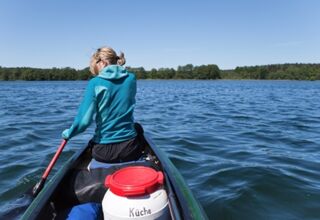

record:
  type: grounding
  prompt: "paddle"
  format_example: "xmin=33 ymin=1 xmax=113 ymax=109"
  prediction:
xmin=32 ymin=139 xmax=68 ymax=197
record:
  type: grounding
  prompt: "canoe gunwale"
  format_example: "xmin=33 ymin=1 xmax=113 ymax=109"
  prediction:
xmin=21 ymin=145 xmax=89 ymax=220
xmin=145 ymin=134 xmax=208 ymax=220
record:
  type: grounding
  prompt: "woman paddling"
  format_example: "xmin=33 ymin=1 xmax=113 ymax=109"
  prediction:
xmin=62 ymin=47 xmax=143 ymax=163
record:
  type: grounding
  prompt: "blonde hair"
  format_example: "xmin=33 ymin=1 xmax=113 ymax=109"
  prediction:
xmin=90 ymin=47 xmax=126 ymax=75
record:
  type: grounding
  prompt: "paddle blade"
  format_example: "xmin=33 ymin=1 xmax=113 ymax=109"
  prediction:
xmin=32 ymin=178 xmax=46 ymax=197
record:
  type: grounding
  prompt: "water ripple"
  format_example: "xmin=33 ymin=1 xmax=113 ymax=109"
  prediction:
xmin=0 ymin=80 xmax=320 ymax=219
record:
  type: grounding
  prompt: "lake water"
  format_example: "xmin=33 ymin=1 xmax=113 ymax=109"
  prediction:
xmin=0 ymin=80 xmax=320 ymax=219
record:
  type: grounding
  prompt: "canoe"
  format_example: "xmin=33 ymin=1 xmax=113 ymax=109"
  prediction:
xmin=21 ymin=133 xmax=208 ymax=220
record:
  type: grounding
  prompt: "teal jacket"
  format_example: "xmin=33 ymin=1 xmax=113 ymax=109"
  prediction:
xmin=62 ymin=65 xmax=137 ymax=144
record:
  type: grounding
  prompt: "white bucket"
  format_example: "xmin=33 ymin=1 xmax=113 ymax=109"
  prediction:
xmin=102 ymin=166 xmax=170 ymax=220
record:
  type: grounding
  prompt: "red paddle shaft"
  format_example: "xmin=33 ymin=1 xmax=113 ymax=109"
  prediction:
xmin=33 ymin=139 xmax=67 ymax=197
xmin=42 ymin=139 xmax=67 ymax=179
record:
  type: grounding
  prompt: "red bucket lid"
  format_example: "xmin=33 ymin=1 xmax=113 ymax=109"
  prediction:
xmin=105 ymin=166 xmax=164 ymax=197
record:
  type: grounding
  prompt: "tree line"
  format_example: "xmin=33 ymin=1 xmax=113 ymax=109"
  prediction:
xmin=0 ymin=64 xmax=221 ymax=80
xmin=0 ymin=63 xmax=319 ymax=81
xmin=126 ymin=64 xmax=220 ymax=80
xmin=0 ymin=67 xmax=90 ymax=81
xmin=221 ymin=63 xmax=320 ymax=80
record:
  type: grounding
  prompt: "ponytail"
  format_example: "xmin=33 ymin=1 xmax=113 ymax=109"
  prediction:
xmin=117 ymin=52 xmax=126 ymax=66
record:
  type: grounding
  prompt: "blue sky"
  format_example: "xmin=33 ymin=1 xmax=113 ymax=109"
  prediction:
xmin=0 ymin=0 xmax=319 ymax=70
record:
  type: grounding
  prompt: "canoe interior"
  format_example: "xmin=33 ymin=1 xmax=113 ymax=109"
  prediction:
xmin=22 ymin=134 xmax=208 ymax=220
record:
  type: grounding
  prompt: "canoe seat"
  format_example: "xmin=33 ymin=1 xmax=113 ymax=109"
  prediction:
xmin=88 ymin=157 xmax=144 ymax=170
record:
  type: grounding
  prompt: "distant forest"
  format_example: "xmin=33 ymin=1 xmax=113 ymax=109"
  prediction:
xmin=0 ymin=63 xmax=320 ymax=81
xmin=222 ymin=63 xmax=320 ymax=80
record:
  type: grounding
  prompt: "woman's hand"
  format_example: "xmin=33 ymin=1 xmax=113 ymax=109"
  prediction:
xmin=62 ymin=129 xmax=70 ymax=140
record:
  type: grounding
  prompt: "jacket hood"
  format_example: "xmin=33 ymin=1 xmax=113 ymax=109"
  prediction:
xmin=98 ymin=65 xmax=128 ymax=80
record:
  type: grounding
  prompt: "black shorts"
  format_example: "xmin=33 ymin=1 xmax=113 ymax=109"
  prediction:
xmin=90 ymin=136 xmax=143 ymax=163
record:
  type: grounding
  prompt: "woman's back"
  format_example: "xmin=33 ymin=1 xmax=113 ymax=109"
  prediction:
xmin=92 ymin=66 xmax=137 ymax=144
